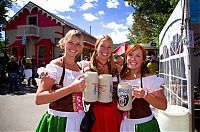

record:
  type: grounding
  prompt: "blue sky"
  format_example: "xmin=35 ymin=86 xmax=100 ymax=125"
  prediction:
xmin=6 ymin=0 xmax=135 ymax=44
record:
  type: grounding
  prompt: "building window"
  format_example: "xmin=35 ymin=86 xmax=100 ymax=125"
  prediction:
xmin=55 ymin=37 xmax=61 ymax=44
xmin=28 ymin=16 xmax=37 ymax=25
xmin=38 ymin=46 xmax=46 ymax=67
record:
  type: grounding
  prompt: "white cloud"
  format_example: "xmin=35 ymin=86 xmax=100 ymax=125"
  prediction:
xmin=102 ymin=22 xmax=129 ymax=44
xmin=85 ymin=0 xmax=98 ymax=2
xmin=95 ymin=30 xmax=128 ymax=44
xmin=98 ymin=10 xmax=105 ymax=15
xmin=83 ymin=13 xmax=98 ymax=21
xmin=124 ymin=1 xmax=129 ymax=7
xmin=80 ymin=0 xmax=98 ymax=11
xmin=109 ymin=30 xmax=128 ymax=44
xmin=126 ymin=14 xmax=133 ymax=25
xmin=6 ymin=8 xmax=15 ymax=20
xmin=14 ymin=0 xmax=26 ymax=7
xmin=106 ymin=0 xmax=119 ymax=8
xmin=15 ymin=0 xmax=76 ymax=14
xmin=80 ymin=2 xmax=94 ymax=10
xmin=103 ymin=22 xmax=128 ymax=31
xmin=57 ymin=15 xmax=72 ymax=20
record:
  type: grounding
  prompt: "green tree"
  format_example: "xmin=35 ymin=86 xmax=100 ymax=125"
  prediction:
xmin=0 ymin=0 xmax=16 ymax=25
xmin=125 ymin=0 xmax=179 ymax=44
xmin=0 ymin=0 xmax=16 ymax=39
xmin=0 ymin=1 xmax=16 ymax=79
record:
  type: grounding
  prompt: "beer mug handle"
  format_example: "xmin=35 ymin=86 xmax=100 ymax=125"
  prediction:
xmin=130 ymin=88 xmax=135 ymax=103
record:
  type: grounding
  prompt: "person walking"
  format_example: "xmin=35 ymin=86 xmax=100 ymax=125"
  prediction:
xmin=120 ymin=44 xmax=167 ymax=132
xmin=35 ymin=29 xmax=86 ymax=132
xmin=24 ymin=58 xmax=33 ymax=86
xmin=7 ymin=56 xmax=20 ymax=93
xmin=31 ymin=55 xmax=37 ymax=86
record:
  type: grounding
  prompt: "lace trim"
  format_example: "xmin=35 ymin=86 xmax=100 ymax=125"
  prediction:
xmin=72 ymin=92 xmax=83 ymax=112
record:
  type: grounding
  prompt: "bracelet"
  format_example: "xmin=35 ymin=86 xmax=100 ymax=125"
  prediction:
xmin=143 ymin=90 xmax=148 ymax=98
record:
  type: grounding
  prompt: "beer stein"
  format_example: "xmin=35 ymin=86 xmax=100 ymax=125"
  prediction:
xmin=117 ymin=82 xmax=135 ymax=111
xmin=84 ymin=71 xmax=99 ymax=102
xmin=98 ymin=74 xmax=113 ymax=103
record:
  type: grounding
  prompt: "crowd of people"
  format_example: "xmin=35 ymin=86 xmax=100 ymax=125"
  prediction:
xmin=0 ymin=54 xmax=38 ymax=93
xmin=35 ymin=29 xmax=166 ymax=132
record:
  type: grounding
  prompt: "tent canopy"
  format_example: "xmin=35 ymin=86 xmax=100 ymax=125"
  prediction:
xmin=112 ymin=43 xmax=128 ymax=55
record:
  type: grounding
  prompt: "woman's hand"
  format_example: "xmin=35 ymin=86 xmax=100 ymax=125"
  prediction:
xmin=132 ymin=86 xmax=167 ymax=110
xmin=39 ymin=72 xmax=48 ymax=79
xmin=71 ymin=74 xmax=86 ymax=92
xmin=132 ymin=86 xmax=146 ymax=99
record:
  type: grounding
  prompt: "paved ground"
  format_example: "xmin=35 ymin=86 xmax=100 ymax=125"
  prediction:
xmin=0 ymin=84 xmax=48 ymax=132
xmin=1 ymin=83 xmax=200 ymax=132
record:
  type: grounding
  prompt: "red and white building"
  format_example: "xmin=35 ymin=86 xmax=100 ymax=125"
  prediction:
xmin=3 ymin=1 xmax=96 ymax=67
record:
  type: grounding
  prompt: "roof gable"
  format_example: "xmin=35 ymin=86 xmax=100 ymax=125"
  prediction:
xmin=5 ymin=1 xmax=93 ymax=37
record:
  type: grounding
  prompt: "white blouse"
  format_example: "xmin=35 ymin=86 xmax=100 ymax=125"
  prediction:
xmin=37 ymin=63 xmax=83 ymax=86
xmin=121 ymin=75 xmax=164 ymax=93
xmin=77 ymin=60 xmax=90 ymax=72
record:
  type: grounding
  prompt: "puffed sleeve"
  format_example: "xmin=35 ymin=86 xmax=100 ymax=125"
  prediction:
xmin=143 ymin=75 xmax=165 ymax=93
xmin=37 ymin=63 xmax=62 ymax=84
xmin=77 ymin=60 xmax=89 ymax=72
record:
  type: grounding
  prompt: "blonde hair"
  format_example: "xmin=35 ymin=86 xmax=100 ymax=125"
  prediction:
xmin=58 ymin=29 xmax=83 ymax=49
xmin=89 ymin=35 xmax=116 ymax=75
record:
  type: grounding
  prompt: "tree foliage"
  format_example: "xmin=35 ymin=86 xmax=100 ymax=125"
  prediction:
xmin=125 ymin=0 xmax=179 ymax=44
xmin=0 ymin=0 xmax=16 ymax=25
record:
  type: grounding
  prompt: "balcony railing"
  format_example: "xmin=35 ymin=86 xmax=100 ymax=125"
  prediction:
xmin=17 ymin=25 xmax=39 ymax=37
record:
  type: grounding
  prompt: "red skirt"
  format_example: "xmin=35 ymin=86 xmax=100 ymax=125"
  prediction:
xmin=91 ymin=100 xmax=122 ymax=132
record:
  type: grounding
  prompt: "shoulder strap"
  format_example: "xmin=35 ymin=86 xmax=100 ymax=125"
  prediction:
xmin=140 ymin=70 xmax=143 ymax=88
xmin=59 ymin=58 xmax=65 ymax=85
xmin=76 ymin=63 xmax=82 ymax=71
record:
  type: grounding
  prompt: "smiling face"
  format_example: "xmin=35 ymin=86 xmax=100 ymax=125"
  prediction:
xmin=64 ymin=36 xmax=83 ymax=57
xmin=115 ymin=56 xmax=124 ymax=66
xmin=120 ymin=44 xmax=147 ymax=79
xmin=126 ymin=48 xmax=144 ymax=70
xmin=89 ymin=35 xmax=116 ymax=74
xmin=96 ymin=38 xmax=113 ymax=61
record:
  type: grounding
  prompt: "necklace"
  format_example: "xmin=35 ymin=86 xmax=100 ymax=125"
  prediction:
xmin=96 ymin=59 xmax=109 ymax=73
xmin=96 ymin=59 xmax=108 ymax=67
xmin=129 ymin=70 xmax=141 ymax=79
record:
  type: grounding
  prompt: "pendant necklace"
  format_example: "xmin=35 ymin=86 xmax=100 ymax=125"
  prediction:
xmin=97 ymin=59 xmax=108 ymax=67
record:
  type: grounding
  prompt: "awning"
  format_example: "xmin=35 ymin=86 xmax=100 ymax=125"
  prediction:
xmin=37 ymin=39 xmax=52 ymax=45
xmin=83 ymin=41 xmax=95 ymax=49
xmin=112 ymin=43 xmax=128 ymax=55
xmin=8 ymin=40 xmax=24 ymax=47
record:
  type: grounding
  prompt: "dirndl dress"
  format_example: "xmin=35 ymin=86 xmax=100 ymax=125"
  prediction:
xmin=120 ymin=75 xmax=164 ymax=132
xmin=90 ymin=74 xmax=123 ymax=132
xmin=36 ymin=109 xmax=84 ymax=132
xmin=36 ymin=63 xmax=85 ymax=132
xmin=91 ymin=100 xmax=122 ymax=132
xmin=120 ymin=114 xmax=160 ymax=132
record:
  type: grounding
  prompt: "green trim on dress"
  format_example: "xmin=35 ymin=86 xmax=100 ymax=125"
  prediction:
xmin=36 ymin=113 xmax=67 ymax=132
xmin=135 ymin=117 xmax=160 ymax=132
